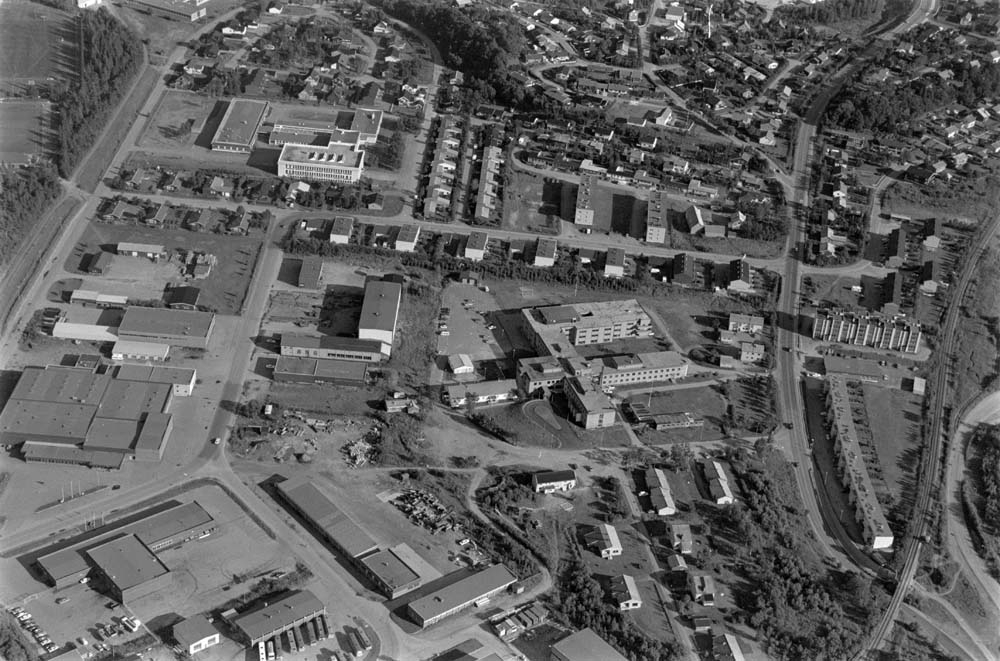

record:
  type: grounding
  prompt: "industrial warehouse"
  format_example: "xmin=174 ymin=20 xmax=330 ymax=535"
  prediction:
xmin=0 ymin=363 xmax=197 ymax=468
xmin=405 ymin=564 xmax=518 ymax=628
xmin=34 ymin=500 xmax=215 ymax=592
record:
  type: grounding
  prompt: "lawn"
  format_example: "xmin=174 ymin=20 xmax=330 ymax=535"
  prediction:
xmin=502 ymin=170 xmax=561 ymax=235
xmin=386 ymin=281 xmax=442 ymax=388
xmin=802 ymin=273 xmax=862 ymax=309
xmin=862 ymin=385 xmax=922 ymax=507
xmin=0 ymin=0 xmax=75 ymax=83
xmin=138 ymin=90 xmax=215 ymax=150
xmin=589 ymin=184 xmax=646 ymax=238
xmin=71 ymin=222 xmax=263 ymax=315
xmin=0 ymin=101 xmax=50 ymax=163
xmin=626 ymin=386 xmax=730 ymax=445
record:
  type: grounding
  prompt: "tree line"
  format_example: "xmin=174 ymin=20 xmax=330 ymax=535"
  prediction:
xmin=372 ymin=0 xmax=533 ymax=109
xmin=55 ymin=9 xmax=143 ymax=176
xmin=0 ymin=163 xmax=62 ymax=266
xmin=778 ymin=0 xmax=885 ymax=24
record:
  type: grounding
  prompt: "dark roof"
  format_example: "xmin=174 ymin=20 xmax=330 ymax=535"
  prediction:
xmin=298 ymin=257 xmax=323 ymax=288
xmin=168 ymin=286 xmax=201 ymax=307
xmin=119 ymin=307 xmax=214 ymax=340
xmin=538 ymin=305 xmax=578 ymax=325
xmin=273 ymin=356 xmax=368 ymax=382
xmin=280 ymin=334 xmax=384 ymax=354
xmin=532 ymin=469 xmax=576 ymax=485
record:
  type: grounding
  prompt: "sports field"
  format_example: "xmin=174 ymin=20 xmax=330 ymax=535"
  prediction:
xmin=0 ymin=0 xmax=75 ymax=82
xmin=0 ymin=101 xmax=50 ymax=163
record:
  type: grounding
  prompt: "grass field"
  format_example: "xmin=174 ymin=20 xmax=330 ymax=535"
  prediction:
xmin=503 ymin=170 xmax=561 ymax=235
xmin=71 ymin=222 xmax=262 ymax=314
xmin=137 ymin=90 xmax=214 ymax=150
xmin=0 ymin=0 xmax=75 ymax=83
xmin=862 ymin=385 xmax=922 ymax=506
xmin=0 ymin=101 xmax=50 ymax=163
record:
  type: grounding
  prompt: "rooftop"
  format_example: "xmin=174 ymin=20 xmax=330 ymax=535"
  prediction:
xmin=173 ymin=616 xmax=217 ymax=648
xmin=273 ymin=356 xmax=369 ymax=381
xmin=275 ymin=478 xmax=378 ymax=558
xmin=213 ymin=99 xmax=268 ymax=148
xmin=86 ymin=534 xmax=169 ymax=591
xmin=407 ymin=564 xmax=516 ymax=624
xmin=280 ymin=334 xmax=385 ymax=354
xmin=359 ymin=280 xmax=402 ymax=334
xmin=232 ymin=590 xmax=325 ymax=642
xmin=359 ymin=545 xmax=420 ymax=592
xmin=278 ymin=142 xmax=364 ymax=167
xmin=118 ymin=307 xmax=214 ymax=340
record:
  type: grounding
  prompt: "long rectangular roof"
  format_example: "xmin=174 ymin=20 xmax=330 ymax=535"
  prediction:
xmin=359 ymin=280 xmax=402 ymax=333
xmin=552 ymin=628 xmax=629 ymax=661
xmin=275 ymin=478 xmax=377 ymax=558
xmin=0 ymin=400 xmax=96 ymax=443
xmin=119 ymin=307 xmax=214 ymax=340
xmin=9 ymin=366 xmax=110 ymax=405
xmin=280 ymin=334 xmax=384 ymax=354
xmin=232 ymin=590 xmax=325 ymax=642
xmin=214 ymin=99 xmax=268 ymax=148
xmin=359 ymin=545 xmax=420 ymax=592
xmin=407 ymin=564 xmax=516 ymax=624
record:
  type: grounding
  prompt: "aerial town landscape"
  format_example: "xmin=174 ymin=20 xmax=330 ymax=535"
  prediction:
xmin=0 ymin=0 xmax=999 ymax=658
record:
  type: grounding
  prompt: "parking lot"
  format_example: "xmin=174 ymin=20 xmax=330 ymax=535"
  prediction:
xmin=428 ymin=283 xmax=510 ymax=386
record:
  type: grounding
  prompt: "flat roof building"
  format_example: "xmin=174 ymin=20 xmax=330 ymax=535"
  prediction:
xmin=596 ymin=350 xmax=688 ymax=388
xmin=112 ymin=340 xmax=170 ymax=362
xmin=444 ymin=379 xmax=519 ymax=409
xmin=280 ymin=333 xmax=387 ymax=362
xmin=395 ymin=225 xmax=421 ymax=252
xmin=406 ymin=564 xmax=517 ymax=627
xmin=273 ymin=356 xmax=369 ymax=385
xmin=465 ymin=231 xmax=489 ymax=261
xmin=646 ymin=190 xmax=668 ymax=244
xmin=231 ymin=590 xmax=326 ymax=645
xmin=86 ymin=534 xmax=170 ymax=603
xmin=271 ymin=109 xmax=383 ymax=146
xmin=575 ymin=175 xmax=596 ymax=226
xmin=522 ymin=300 xmax=653 ymax=358
xmin=604 ymin=248 xmax=626 ymax=278
xmin=358 ymin=279 xmax=402 ymax=351
xmin=565 ymin=376 xmax=616 ymax=429
xmin=118 ymin=307 xmax=215 ymax=349
xmin=128 ymin=0 xmax=207 ymax=21
xmin=211 ymin=99 xmax=268 ymax=152
xmin=551 ymin=628 xmax=629 ymax=661
xmin=358 ymin=544 xmax=422 ymax=599
xmin=534 ymin=238 xmax=558 ymax=267
xmin=275 ymin=478 xmax=378 ymax=559
xmin=173 ymin=616 xmax=220 ymax=656
xmin=825 ymin=376 xmax=894 ymax=550
xmin=278 ymin=143 xmax=365 ymax=183
xmin=329 ymin=216 xmax=354 ymax=244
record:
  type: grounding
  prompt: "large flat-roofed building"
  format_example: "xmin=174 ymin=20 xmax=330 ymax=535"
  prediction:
xmin=595 ymin=351 xmax=688 ymax=388
xmin=406 ymin=564 xmax=517 ymax=627
xmin=517 ymin=356 xmax=568 ymax=394
xmin=274 ymin=478 xmax=378 ymax=559
xmin=271 ymin=109 xmax=383 ymax=147
xmin=358 ymin=544 xmax=422 ymax=598
xmin=0 ymin=366 xmax=176 ymax=468
xmin=522 ymin=300 xmax=653 ymax=357
xmin=231 ymin=590 xmax=326 ymax=645
xmin=575 ymin=175 xmax=596 ymax=226
xmin=112 ymin=340 xmax=170 ymax=362
xmin=551 ymin=627 xmax=628 ymax=661
xmin=129 ymin=0 xmax=207 ymax=21
xmin=280 ymin=333 xmax=387 ymax=362
xmin=825 ymin=376 xmax=894 ymax=550
xmin=211 ymin=99 xmax=268 ymax=152
xmin=645 ymin=190 xmax=668 ymax=243
xmin=565 ymin=376 xmax=616 ymax=429
xmin=86 ymin=534 xmax=170 ymax=603
xmin=118 ymin=307 xmax=215 ymax=349
xmin=277 ymin=143 xmax=365 ymax=183
xmin=36 ymin=501 xmax=214 ymax=586
xmin=358 ymin=279 xmax=402 ymax=350
xmin=273 ymin=356 xmax=368 ymax=385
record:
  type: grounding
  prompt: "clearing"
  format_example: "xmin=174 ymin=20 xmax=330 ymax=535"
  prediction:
xmin=0 ymin=0 xmax=75 ymax=84
xmin=0 ymin=101 xmax=51 ymax=163
xmin=503 ymin=170 xmax=561 ymax=235
xmin=137 ymin=90 xmax=215 ymax=151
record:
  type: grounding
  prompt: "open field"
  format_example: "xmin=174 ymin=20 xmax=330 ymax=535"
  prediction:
xmin=862 ymin=385 xmax=922 ymax=507
xmin=503 ymin=170 xmax=561 ymax=235
xmin=802 ymin=273 xmax=862 ymax=309
xmin=0 ymin=0 xmax=75 ymax=85
xmin=69 ymin=223 xmax=262 ymax=314
xmin=0 ymin=101 xmax=50 ymax=163
xmin=883 ymin=173 xmax=1000 ymax=225
xmin=474 ymin=400 xmax=633 ymax=449
xmin=137 ymin=91 xmax=214 ymax=151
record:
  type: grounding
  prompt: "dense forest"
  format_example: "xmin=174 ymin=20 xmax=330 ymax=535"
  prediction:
xmin=550 ymin=552 xmax=679 ymax=661
xmin=977 ymin=426 xmax=1000 ymax=531
xmin=55 ymin=9 xmax=143 ymax=176
xmin=0 ymin=164 xmax=62 ymax=265
xmin=724 ymin=446 xmax=888 ymax=659
xmin=0 ymin=613 xmax=38 ymax=661
xmin=827 ymin=60 xmax=1000 ymax=134
xmin=372 ymin=0 xmax=533 ymax=107
xmin=778 ymin=0 xmax=884 ymax=24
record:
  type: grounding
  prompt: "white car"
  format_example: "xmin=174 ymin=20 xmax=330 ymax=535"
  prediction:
xmin=77 ymin=637 xmax=88 ymax=647
xmin=78 ymin=577 xmax=90 ymax=584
